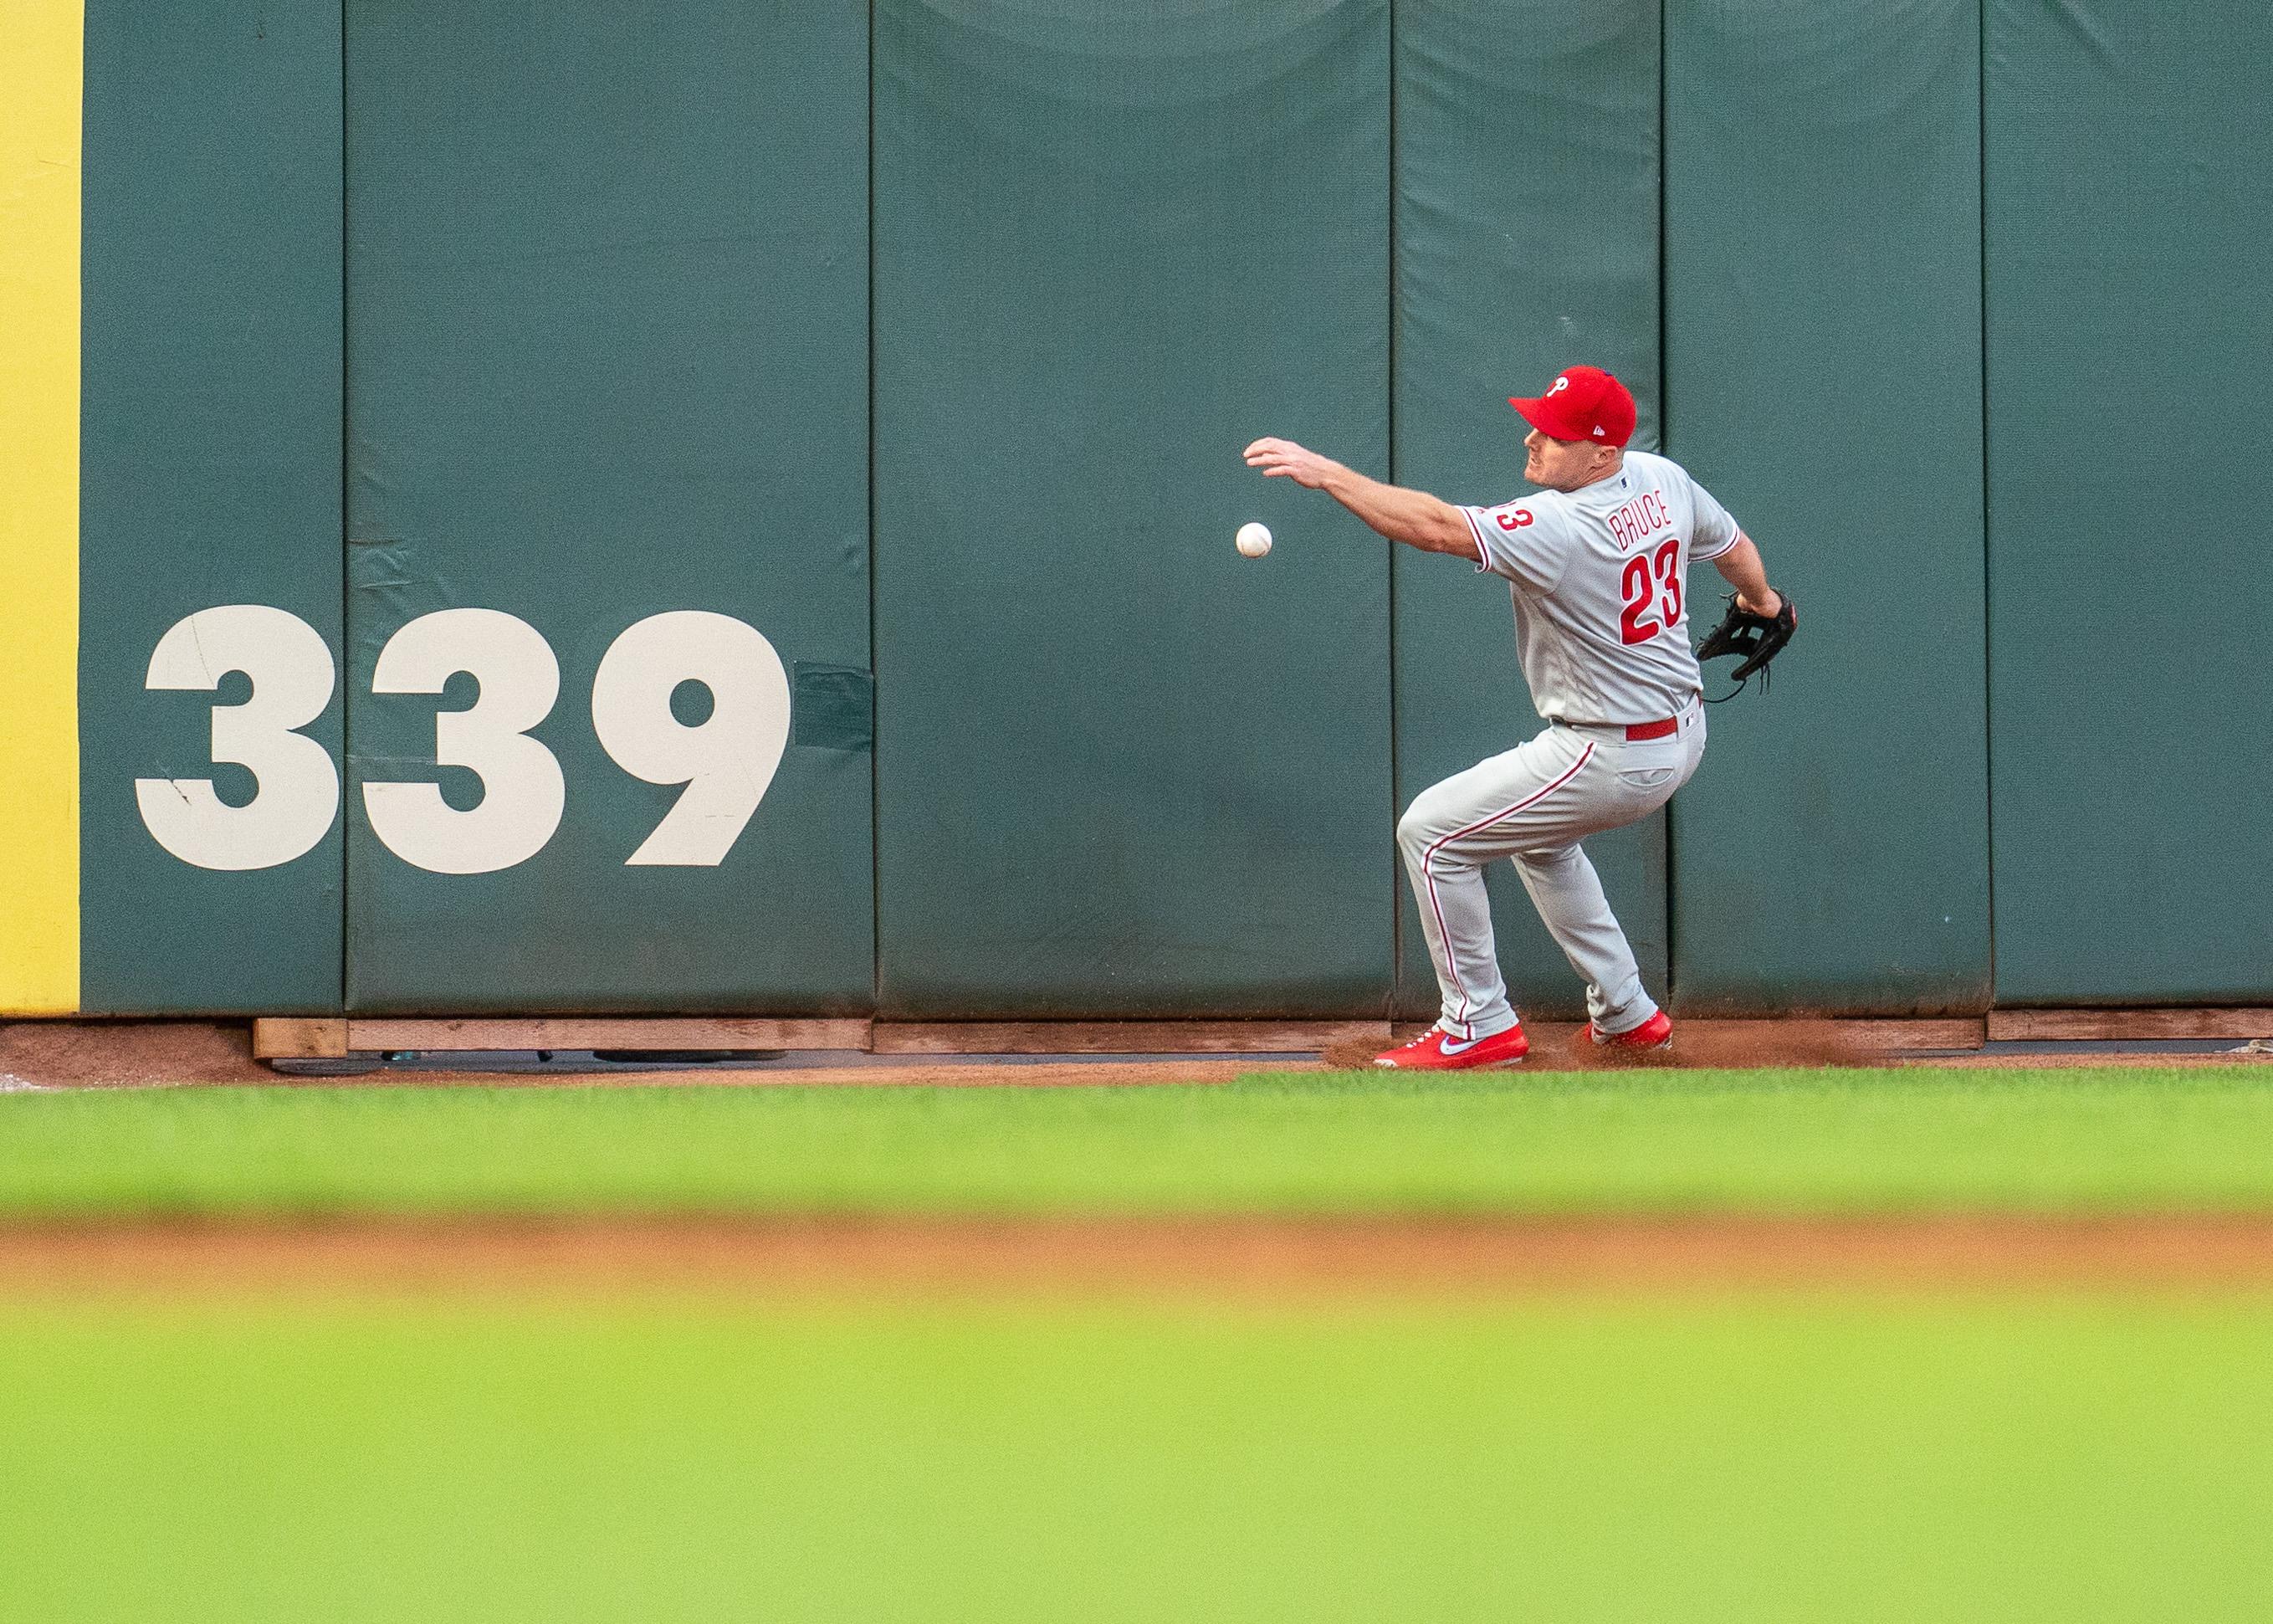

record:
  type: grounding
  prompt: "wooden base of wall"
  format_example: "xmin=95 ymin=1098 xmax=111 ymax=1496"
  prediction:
xmin=252 ymin=1017 xmax=872 ymax=1060
xmin=1643 ymin=1018 xmax=1987 ymax=1053
xmin=1987 ymin=1008 xmax=2273 ymax=1042
xmin=869 ymin=1021 xmax=1390 ymax=1055
xmin=253 ymin=1015 xmax=1987 ymax=1061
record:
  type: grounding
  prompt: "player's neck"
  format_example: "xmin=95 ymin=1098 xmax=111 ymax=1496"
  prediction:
xmin=1548 ymin=453 xmax=1624 ymax=494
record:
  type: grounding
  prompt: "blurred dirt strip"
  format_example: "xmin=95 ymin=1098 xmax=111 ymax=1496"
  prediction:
xmin=7 ymin=1217 xmax=2273 ymax=1295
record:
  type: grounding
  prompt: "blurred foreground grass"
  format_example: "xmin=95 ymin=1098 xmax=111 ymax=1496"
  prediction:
xmin=5 ymin=1068 xmax=2273 ymax=1217
xmin=4 ymin=1292 xmax=2271 ymax=1622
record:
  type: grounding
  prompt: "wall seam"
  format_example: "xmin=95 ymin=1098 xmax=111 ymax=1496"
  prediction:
xmin=1656 ymin=0 xmax=1679 ymax=1011
xmin=1384 ymin=0 xmax=1401 ymax=1023
xmin=866 ymin=0 xmax=883 ymax=1018
xmin=1978 ymin=0 xmax=1997 ymax=1013
xmin=336 ymin=0 xmax=352 ymax=1016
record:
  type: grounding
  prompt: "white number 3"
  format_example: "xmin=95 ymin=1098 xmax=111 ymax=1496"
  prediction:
xmin=136 ymin=606 xmax=340 ymax=872
xmin=362 ymin=609 xmax=566 ymax=875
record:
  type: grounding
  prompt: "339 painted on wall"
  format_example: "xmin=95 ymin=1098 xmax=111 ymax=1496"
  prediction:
xmin=138 ymin=607 xmax=793 ymax=874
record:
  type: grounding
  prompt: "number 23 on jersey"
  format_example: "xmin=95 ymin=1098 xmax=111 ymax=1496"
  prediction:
xmin=1618 ymin=538 xmax=1683 ymax=646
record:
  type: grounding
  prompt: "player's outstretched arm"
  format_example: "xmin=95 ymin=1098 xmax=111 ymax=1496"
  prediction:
xmin=1709 ymin=533 xmax=1783 ymax=617
xmin=1241 ymin=438 xmax=1475 ymax=557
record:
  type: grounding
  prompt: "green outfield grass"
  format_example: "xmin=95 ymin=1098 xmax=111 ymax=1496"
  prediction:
xmin=5 ymin=1291 xmax=2271 ymax=1622
xmin=5 ymin=1067 xmax=2273 ymax=1218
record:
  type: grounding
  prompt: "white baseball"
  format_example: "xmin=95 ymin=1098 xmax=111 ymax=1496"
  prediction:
xmin=1236 ymin=521 xmax=1272 ymax=559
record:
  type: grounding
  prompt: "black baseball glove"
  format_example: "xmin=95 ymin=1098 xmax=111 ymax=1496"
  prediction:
xmin=1695 ymin=591 xmax=1796 ymax=697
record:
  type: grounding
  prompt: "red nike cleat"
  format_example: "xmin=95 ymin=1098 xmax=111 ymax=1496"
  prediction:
xmin=1584 ymin=1009 xmax=1673 ymax=1049
xmin=1373 ymin=1023 xmax=1529 ymax=1070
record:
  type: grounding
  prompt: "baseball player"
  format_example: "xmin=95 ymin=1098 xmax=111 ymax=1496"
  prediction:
xmin=1244 ymin=365 xmax=1788 ymax=1068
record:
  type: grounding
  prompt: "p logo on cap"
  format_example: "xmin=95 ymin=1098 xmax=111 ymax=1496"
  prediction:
xmin=1508 ymin=366 xmax=1636 ymax=448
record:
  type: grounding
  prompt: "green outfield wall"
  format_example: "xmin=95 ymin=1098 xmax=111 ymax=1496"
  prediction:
xmin=1984 ymin=0 xmax=2273 ymax=1006
xmin=1390 ymin=0 xmax=1663 ymax=1022
xmin=873 ymin=0 xmax=1394 ymax=1018
xmin=1665 ymin=0 xmax=1989 ymax=1016
xmin=343 ymin=0 xmax=873 ymax=1014
xmin=0 ymin=0 xmax=2263 ymax=1019
xmin=78 ymin=0 xmax=345 ymax=1014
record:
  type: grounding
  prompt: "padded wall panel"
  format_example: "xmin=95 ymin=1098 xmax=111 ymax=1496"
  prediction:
xmin=1665 ymin=0 xmax=1989 ymax=1014
xmin=1985 ymin=1 xmax=2273 ymax=1004
xmin=78 ymin=0 xmax=345 ymax=1012
xmin=1391 ymin=0 xmax=1662 ymax=1022
xmin=873 ymin=0 xmax=1394 ymax=1017
xmin=345 ymin=1 xmax=872 ymax=1012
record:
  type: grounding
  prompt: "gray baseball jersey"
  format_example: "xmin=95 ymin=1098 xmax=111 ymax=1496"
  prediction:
xmin=1458 ymin=449 xmax=1741 ymax=726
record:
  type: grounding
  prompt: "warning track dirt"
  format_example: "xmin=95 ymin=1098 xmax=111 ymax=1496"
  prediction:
xmin=10 ymin=1215 xmax=2273 ymax=1298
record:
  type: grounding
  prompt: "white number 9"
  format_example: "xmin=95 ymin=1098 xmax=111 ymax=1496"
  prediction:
xmin=591 ymin=612 xmax=791 ymax=866
xmin=135 ymin=606 xmax=340 ymax=871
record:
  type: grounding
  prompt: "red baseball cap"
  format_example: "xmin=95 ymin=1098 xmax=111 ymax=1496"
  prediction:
xmin=1509 ymin=365 xmax=1636 ymax=448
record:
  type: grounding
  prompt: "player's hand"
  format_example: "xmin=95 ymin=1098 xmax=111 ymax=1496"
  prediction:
xmin=1736 ymin=588 xmax=1784 ymax=618
xmin=1242 ymin=437 xmax=1336 ymax=490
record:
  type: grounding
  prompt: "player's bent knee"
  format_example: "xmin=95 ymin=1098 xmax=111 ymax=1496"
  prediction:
xmin=1397 ymin=799 xmax=1469 ymax=858
xmin=1395 ymin=802 xmax=1436 ymax=854
xmin=1402 ymin=775 xmax=1479 ymax=838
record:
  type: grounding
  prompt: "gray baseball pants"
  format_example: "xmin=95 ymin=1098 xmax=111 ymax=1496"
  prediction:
xmin=1398 ymin=697 xmax=1706 ymax=1040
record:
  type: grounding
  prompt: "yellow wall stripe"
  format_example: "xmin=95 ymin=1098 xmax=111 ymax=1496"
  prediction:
xmin=0 ymin=0 xmax=83 ymax=1013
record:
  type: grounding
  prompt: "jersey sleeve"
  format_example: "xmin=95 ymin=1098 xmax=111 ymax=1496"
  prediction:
xmin=1459 ymin=499 xmax=1567 ymax=594
xmin=1686 ymin=476 xmax=1742 ymax=561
